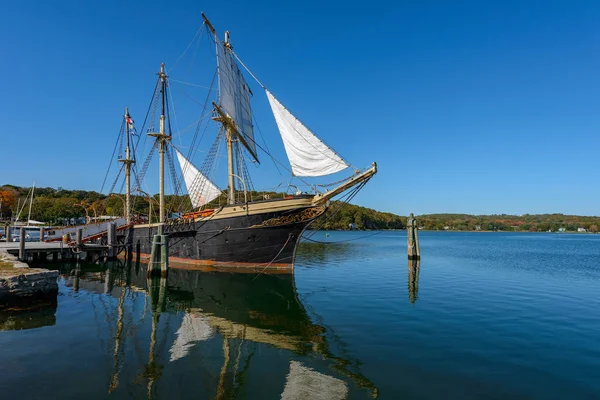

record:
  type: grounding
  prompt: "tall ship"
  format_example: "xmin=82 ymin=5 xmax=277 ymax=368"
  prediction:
xmin=108 ymin=14 xmax=377 ymax=271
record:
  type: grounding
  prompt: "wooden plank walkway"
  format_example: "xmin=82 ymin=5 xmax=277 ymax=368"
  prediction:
xmin=0 ymin=241 xmax=109 ymax=261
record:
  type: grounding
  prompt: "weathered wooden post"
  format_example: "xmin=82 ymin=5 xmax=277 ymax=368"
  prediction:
xmin=76 ymin=228 xmax=83 ymax=261
xmin=39 ymin=227 xmax=45 ymax=242
xmin=18 ymin=228 xmax=26 ymax=261
xmin=148 ymin=225 xmax=168 ymax=277
xmin=125 ymin=227 xmax=134 ymax=262
xmin=76 ymin=228 xmax=83 ymax=248
xmin=407 ymin=213 xmax=420 ymax=260
xmin=160 ymin=232 xmax=168 ymax=277
xmin=107 ymin=222 xmax=116 ymax=259
xmin=5 ymin=224 xmax=11 ymax=242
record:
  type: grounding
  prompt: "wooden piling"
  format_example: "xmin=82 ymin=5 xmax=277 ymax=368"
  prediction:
xmin=107 ymin=222 xmax=116 ymax=259
xmin=407 ymin=213 xmax=421 ymax=260
xmin=39 ymin=227 xmax=45 ymax=242
xmin=76 ymin=228 xmax=83 ymax=248
xmin=5 ymin=224 xmax=11 ymax=242
xmin=18 ymin=228 xmax=26 ymax=261
xmin=148 ymin=224 xmax=168 ymax=277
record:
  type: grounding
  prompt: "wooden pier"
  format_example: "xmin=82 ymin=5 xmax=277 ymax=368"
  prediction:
xmin=0 ymin=222 xmax=133 ymax=263
xmin=0 ymin=241 xmax=111 ymax=262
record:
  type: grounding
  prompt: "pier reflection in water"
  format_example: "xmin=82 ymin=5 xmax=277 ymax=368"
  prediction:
xmin=3 ymin=260 xmax=377 ymax=399
xmin=0 ymin=298 xmax=57 ymax=331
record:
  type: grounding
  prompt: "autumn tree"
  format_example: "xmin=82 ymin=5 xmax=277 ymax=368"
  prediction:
xmin=0 ymin=187 xmax=17 ymax=217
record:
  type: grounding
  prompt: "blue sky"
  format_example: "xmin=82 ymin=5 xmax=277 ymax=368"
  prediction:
xmin=2 ymin=0 xmax=600 ymax=216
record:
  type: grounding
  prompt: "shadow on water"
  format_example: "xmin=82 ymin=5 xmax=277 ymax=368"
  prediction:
xmin=22 ymin=258 xmax=379 ymax=399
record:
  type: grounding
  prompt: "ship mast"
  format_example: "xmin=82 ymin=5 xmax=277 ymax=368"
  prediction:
xmin=119 ymin=107 xmax=136 ymax=224
xmin=224 ymin=32 xmax=236 ymax=205
xmin=204 ymin=13 xmax=257 ymax=206
xmin=148 ymin=63 xmax=170 ymax=222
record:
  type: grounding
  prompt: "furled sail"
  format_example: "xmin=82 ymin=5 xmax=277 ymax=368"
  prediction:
xmin=175 ymin=149 xmax=222 ymax=208
xmin=265 ymin=90 xmax=349 ymax=177
xmin=216 ymin=38 xmax=257 ymax=161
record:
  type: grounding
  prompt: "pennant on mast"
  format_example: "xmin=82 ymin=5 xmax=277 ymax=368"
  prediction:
xmin=175 ymin=149 xmax=222 ymax=208
xmin=266 ymin=90 xmax=349 ymax=177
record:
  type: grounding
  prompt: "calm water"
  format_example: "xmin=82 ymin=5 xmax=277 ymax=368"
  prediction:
xmin=1 ymin=231 xmax=599 ymax=399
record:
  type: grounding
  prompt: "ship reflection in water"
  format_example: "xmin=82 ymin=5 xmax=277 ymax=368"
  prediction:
xmin=17 ymin=260 xmax=378 ymax=399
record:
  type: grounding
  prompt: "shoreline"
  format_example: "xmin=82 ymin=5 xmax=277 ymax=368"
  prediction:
xmin=0 ymin=250 xmax=59 ymax=305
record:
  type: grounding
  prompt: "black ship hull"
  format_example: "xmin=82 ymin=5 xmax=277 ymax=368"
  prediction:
xmin=128 ymin=201 xmax=325 ymax=272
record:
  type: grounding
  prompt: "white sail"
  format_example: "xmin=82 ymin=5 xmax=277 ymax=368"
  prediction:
xmin=175 ymin=149 xmax=222 ymax=208
xmin=265 ymin=90 xmax=349 ymax=177
xmin=216 ymin=38 xmax=257 ymax=160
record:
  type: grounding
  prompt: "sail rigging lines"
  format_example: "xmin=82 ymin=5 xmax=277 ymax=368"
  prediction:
xmin=168 ymin=22 xmax=206 ymax=74
xmin=169 ymin=79 xmax=215 ymax=90
xmin=214 ymin=35 xmax=258 ymax=162
xmin=230 ymin=48 xmax=352 ymax=177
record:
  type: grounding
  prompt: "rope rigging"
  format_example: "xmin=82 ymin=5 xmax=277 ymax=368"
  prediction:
xmin=302 ymin=178 xmax=371 ymax=241
xmin=175 ymin=127 xmax=224 ymax=212
xmin=101 ymin=120 xmax=126 ymax=193
xmin=101 ymin=17 xmax=371 ymax=224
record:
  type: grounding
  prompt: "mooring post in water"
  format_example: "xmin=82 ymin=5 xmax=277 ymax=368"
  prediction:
xmin=18 ymin=228 xmax=26 ymax=260
xmin=4 ymin=224 xmax=10 ymax=242
xmin=107 ymin=222 xmax=116 ymax=259
xmin=407 ymin=213 xmax=420 ymax=260
xmin=39 ymin=227 xmax=45 ymax=242
xmin=125 ymin=227 xmax=133 ymax=261
xmin=148 ymin=224 xmax=168 ymax=277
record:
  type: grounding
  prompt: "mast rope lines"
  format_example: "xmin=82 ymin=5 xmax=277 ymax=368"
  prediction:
xmin=301 ymin=178 xmax=371 ymax=241
xmin=231 ymin=49 xmax=356 ymax=174
xmin=204 ymin=18 xmax=358 ymax=191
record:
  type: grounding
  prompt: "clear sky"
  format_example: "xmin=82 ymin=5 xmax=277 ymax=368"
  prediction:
xmin=2 ymin=0 xmax=599 ymax=216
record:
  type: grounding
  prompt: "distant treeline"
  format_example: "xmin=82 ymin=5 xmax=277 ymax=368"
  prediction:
xmin=316 ymin=201 xmax=406 ymax=230
xmin=1 ymin=184 xmax=598 ymax=232
xmin=416 ymin=213 xmax=600 ymax=232
xmin=0 ymin=184 xmax=296 ymax=224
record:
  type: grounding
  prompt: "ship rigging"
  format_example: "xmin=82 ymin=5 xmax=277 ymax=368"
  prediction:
xmin=101 ymin=13 xmax=377 ymax=270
